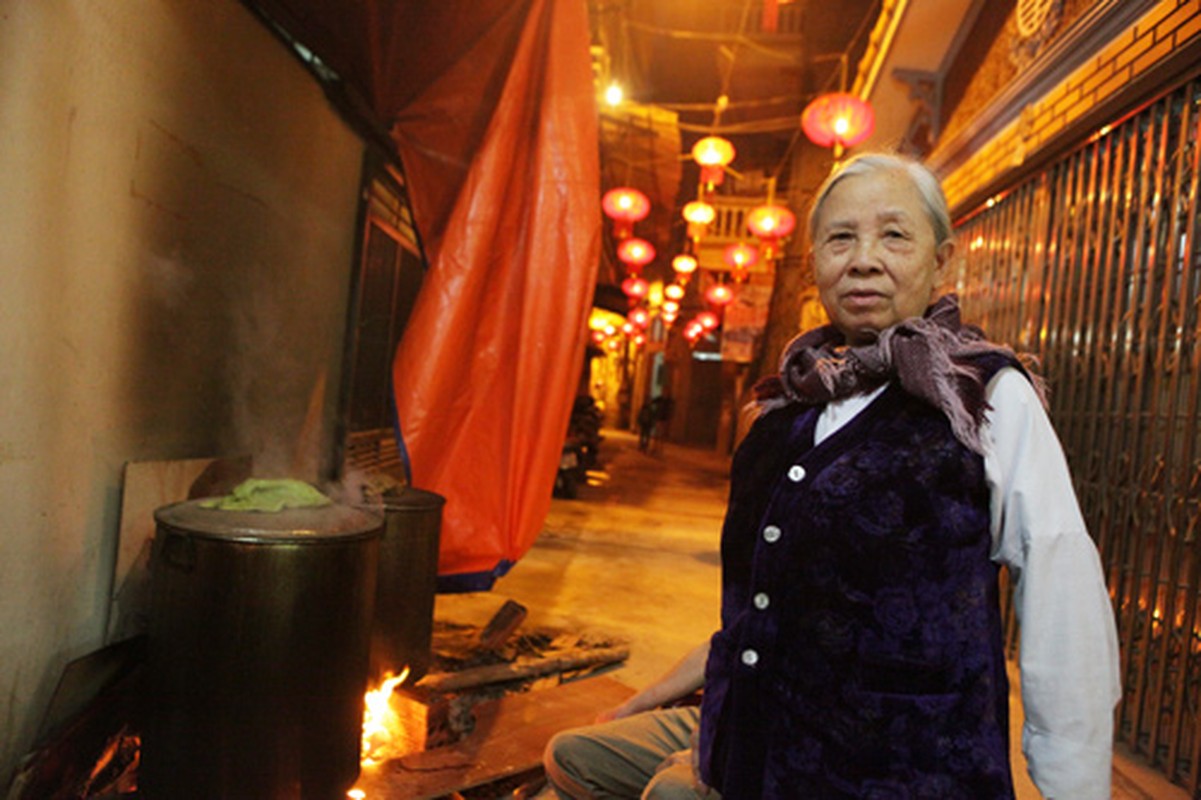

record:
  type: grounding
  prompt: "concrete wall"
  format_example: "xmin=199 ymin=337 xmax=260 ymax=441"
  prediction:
xmin=0 ymin=0 xmax=366 ymax=780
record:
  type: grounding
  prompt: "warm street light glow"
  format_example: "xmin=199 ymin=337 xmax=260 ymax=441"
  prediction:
xmin=605 ymin=81 xmax=624 ymax=106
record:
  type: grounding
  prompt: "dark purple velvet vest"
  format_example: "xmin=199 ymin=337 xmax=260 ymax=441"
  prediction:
xmin=699 ymin=379 xmax=1017 ymax=800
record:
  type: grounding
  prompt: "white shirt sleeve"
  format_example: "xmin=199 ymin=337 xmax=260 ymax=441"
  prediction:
xmin=983 ymin=368 xmax=1122 ymax=799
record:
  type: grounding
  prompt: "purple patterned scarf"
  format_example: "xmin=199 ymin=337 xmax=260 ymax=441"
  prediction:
xmin=754 ymin=294 xmax=1045 ymax=454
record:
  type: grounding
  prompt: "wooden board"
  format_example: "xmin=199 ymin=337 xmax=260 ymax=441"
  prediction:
xmin=353 ymin=675 xmax=634 ymax=799
xmin=107 ymin=456 xmax=249 ymax=642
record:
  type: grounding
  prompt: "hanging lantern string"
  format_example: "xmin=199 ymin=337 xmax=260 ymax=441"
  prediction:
xmin=659 ymin=93 xmax=812 ymax=114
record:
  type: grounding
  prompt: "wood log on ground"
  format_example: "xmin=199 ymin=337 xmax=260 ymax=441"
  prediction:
xmin=416 ymin=645 xmax=629 ymax=693
xmin=353 ymin=675 xmax=635 ymax=800
xmin=477 ymin=599 xmax=528 ymax=649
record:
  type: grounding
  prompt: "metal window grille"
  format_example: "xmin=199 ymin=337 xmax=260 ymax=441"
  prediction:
xmin=955 ymin=77 xmax=1201 ymax=792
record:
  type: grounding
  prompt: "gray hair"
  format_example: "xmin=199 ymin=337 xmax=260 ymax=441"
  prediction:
xmin=807 ymin=152 xmax=953 ymax=246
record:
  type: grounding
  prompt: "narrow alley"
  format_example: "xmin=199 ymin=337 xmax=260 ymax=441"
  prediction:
xmin=438 ymin=428 xmax=1183 ymax=800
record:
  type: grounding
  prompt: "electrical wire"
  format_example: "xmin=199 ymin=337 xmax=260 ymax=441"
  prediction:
xmin=677 ymin=116 xmax=805 ymax=135
xmin=623 ymin=19 xmax=804 ymax=66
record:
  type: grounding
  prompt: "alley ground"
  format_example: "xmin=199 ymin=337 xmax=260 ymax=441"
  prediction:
xmin=436 ymin=429 xmax=1182 ymax=799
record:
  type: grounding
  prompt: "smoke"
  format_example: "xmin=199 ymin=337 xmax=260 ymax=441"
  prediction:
xmin=221 ymin=258 xmax=325 ymax=481
xmin=325 ymin=467 xmax=405 ymax=510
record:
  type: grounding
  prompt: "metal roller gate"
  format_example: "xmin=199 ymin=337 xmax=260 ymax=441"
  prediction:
xmin=954 ymin=75 xmax=1201 ymax=794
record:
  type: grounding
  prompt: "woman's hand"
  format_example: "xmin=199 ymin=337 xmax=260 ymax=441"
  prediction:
xmin=594 ymin=639 xmax=712 ymax=724
xmin=594 ymin=699 xmax=637 ymax=723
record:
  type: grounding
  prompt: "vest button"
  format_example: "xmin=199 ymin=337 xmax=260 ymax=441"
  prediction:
xmin=762 ymin=525 xmax=782 ymax=543
xmin=788 ymin=464 xmax=806 ymax=482
xmin=741 ymin=648 xmax=759 ymax=667
xmin=753 ymin=592 xmax=770 ymax=610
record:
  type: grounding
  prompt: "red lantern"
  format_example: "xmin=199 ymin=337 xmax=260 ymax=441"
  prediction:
xmin=621 ymin=275 xmax=650 ymax=300
xmin=682 ymin=200 xmax=716 ymax=226
xmin=663 ymin=283 xmax=685 ymax=301
xmin=705 ymin=282 xmax=735 ymax=307
xmin=684 ymin=320 xmax=705 ymax=342
xmin=632 ymin=333 xmax=647 ymax=347
xmin=746 ymin=204 xmax=796 ymax=260
xmin=682 ymin=200 xmax=716 ymax=242
xmin=602 ymin=187 xmax=651 ymax=239
xmin=801 ymin=93 xmax=875 ymax=150
xmin=696 ymin=310 xmax=720 ymax=330
xmin=723 ymin=242 xmax=759 ymax=272
xmin=692 ymin=136 xmax=735 ymax=188
xmin=672 ymin=254 xmax=698 ymax=283
xmin=617 ymin=237 xmax=656 ymax=269
xmin=662 ymin=299 xmax=681 ymax=315
xmin=628 ymin=307 xmax=650 ymax=329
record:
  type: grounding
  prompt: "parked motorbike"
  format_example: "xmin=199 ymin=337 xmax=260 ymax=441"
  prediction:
xmin=567 ymin=396 xmax=603 ymax=468
xmin=553 ymin=396 xmax=603 ymax=499
xmin=553 ymin=439 xmax=586 ymax=499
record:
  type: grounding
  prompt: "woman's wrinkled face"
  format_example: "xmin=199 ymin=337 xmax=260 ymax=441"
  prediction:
xmin=811 ymin=169 xmax=953 ymax=345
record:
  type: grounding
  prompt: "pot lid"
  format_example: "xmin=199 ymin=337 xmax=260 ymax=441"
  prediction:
xmin=380 ymin=486 xmax=446 ymax=510
xmin=154 ymin=499 xmax=382 ymax=543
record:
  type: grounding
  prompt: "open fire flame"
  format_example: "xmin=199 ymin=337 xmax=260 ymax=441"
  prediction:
xmin=359 ymin=667 xmax=412 ymax=768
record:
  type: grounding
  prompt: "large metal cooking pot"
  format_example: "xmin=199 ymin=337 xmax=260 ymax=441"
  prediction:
xmin=370 ymin=486 xmax=444 ymax=682
xmin=141 ymin=500 xmax=382 ymax=800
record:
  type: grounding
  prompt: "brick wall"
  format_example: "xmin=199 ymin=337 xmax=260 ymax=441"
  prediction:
xmin=940 ymin=0 xmax=1201 ymax=215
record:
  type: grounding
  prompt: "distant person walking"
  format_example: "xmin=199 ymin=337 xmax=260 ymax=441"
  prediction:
xmin=637 ymin=401 xmax=656 ymax=452
xmin=651 ymin=394 xmax=674 ymax=448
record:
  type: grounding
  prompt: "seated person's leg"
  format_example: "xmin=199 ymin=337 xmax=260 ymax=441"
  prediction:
xmin=543 ymin=706 xmax=699 ymax=799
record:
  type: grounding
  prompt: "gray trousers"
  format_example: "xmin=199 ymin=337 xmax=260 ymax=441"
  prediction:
xmin=542 ymin=706 xmax=718 ymax=800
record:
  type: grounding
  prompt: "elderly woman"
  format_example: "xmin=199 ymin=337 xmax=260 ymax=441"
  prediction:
xmin=543 ymin=153 xmax=1120 ymax=799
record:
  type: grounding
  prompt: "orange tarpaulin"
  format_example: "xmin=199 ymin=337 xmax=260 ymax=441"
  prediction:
xmin=390 ymin=0 xmax=601 ymax=586
xmin=246 ymin=0 xmax=601 ymax=586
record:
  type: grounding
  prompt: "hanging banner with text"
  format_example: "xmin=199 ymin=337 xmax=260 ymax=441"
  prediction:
xmin=720 ymin=283 xmax=773 ymax=363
